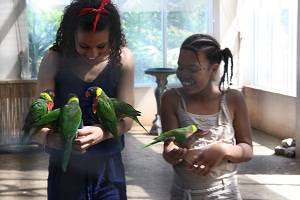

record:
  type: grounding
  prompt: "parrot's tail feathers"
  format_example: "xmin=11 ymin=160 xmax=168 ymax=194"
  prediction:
xmin=20 ymin=134 xmax=30 ymax=145
xmin=135 ymin=111 xmax=142 ymax=116
xmin=20 ymin=127 xmax=37 ymax=145
xmin=128 ymin=110 xmax=141 ymax=117
xmin=143 ymin=140 xmax=160 ymax=148
xmin=111 ymin=129 xmax=121 ymax=146
xmin=134 ymin=118 xmax=149 ymax=134
xmin=62 ymin=140 xmax=73 ymax=172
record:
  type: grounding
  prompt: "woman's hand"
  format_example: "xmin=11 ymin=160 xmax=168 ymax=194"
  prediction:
xmin=186 ymin=142 xmax=227 ymax=176
xmin=163 ymin=139 xmax=187 ymax=165
xmin=74 ymin=126 xmax=105 ymax=153
xmin=31 ymin=127 xmax=63 ymax=150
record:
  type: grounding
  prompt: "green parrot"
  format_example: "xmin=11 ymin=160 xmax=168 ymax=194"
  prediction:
xmin=59 ymin=94 xmax=82 ymax=172
xmin=143 ymin=124 xmax=199 ymax=148
xmin=110 ymin=98 xmax=149 ymax=134
xmin=85 ymin=86 xmax=119 ymax=143
xmin=21 ymin=89 xmax=55 ymax=144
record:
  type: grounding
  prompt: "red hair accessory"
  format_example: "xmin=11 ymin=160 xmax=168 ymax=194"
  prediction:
xmin=79 ymin=0 xmax=110 ymax=32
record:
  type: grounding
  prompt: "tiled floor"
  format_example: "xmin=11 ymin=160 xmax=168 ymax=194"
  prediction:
xmin=0 ymin=128 xmax=299 ymax=200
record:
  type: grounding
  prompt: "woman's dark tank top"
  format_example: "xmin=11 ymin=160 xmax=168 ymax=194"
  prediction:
xmin=53 ymin=58 xmax=125 ymax=156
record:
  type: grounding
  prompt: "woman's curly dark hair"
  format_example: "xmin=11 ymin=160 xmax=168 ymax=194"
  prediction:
xmin=51 ymin=0 xmax=126 ymax=66
xmin=181 ymin=34 xmax=233 ymax=91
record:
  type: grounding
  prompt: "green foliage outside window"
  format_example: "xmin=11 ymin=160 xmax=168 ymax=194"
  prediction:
xmin=27 ymin=7 xmax=61 ymax=78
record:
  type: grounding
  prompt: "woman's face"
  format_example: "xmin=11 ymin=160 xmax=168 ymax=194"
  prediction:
xmin=75 ymin=28 xmax=110 ymax=64
xmin=176 ymin=49 xmax=218 ymax=94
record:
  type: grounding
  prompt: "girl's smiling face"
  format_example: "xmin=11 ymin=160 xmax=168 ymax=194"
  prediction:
xmin=177 ymin=49 xmax=218 ymax=94
xmin=75 ymin=27 xmax=110 ymax=64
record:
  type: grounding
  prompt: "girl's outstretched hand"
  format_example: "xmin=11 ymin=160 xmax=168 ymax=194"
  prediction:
xmin=163 ymin=139 xmax=187 ymax=165
xmin=185 ymin=142 xmax=227 ymax=176
xmin=74 ymin=126 xmax=104 ymax=153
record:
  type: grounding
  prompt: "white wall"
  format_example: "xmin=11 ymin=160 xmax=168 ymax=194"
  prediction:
xmin=0 ymin=0 xmax=28 ymax=80
xmin=296 ymin=0 xmax=300 ymax=158
xmin=219 ymin=0 xmax=237 ymax=41
xmin=244 ymin=86 xmax=296 ymax=139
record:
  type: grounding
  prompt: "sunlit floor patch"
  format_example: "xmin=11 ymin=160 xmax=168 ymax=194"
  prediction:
xmin=239 ymin=174 xmax=300 ymax=200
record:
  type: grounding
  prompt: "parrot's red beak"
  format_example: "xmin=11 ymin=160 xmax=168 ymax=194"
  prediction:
xmin=47 ymin=102 xmax=54 ymax=111
xmin=85 ymin=91 xmax=91 ymax=97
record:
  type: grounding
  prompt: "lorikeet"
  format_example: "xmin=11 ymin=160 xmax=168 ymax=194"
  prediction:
xmin=110 ymin=98 xmax=148 ymax=134
xmin=59 ymin=94 xmax=82 ymax=172
xmin=143 ymin=124 xmax=200 ymax=148
xmin=21 ymin=89 xmax=55 ymax=144
xmin=85 ymin=86 xmax=119 ymax=143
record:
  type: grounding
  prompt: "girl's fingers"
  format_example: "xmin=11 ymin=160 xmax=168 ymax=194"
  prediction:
xmin=79 ymin=143 xmax=90 ymax=150
xmin=76 ymin=128 xmax=91 ymax=136
xmin=171 ymin=148 xmax=186 ymax=160
xmin=191 ymin=163 xmax=210 ymax=176
xmin=75 ymin=134 xmax=94 ymax=144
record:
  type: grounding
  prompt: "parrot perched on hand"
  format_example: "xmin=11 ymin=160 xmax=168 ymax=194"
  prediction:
xmin=21 ymin=89 xmax=56 ymax=144
xmin=59 ymin=94 xmax=82 ymax=172
xmin=143 ymin=124 xmax=200 ymax=148
xmin=85 ymin=86 xmax=119 ymax=143
xmin=110 ymin=98 xmax=149 ymax=134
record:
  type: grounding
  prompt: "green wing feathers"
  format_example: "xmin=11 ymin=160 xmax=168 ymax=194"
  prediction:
xmin=62 ymin=140 xmax=73 ymax=172
xmin=34 ymin=108 xmax=61 ymax=127
xmin=110 ymin=98 xmax=148 ymax=133
xmin=21 ymin=99 xmax=49 ymax=144
xmin=143 ymin=125 xmax=198 ymax=148
xmin=97 ymin=97 xmax=119 ymax=142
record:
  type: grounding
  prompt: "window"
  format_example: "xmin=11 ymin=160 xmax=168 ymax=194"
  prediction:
xmin=238 ymin=0 xmax=298 ymax=96
xmin=27 ymin=0 xmax=214 ymax=85
xmin=116 ymin=0 xmax=213 ymax=84
xmin=27 ymin=0 xmax=69 ymax=78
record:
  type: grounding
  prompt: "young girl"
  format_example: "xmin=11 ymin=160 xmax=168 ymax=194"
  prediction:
xmin=161 ymin=34 xmax=253 ymax=200
xmin=34 ymin=0 xmax=134 ymax=199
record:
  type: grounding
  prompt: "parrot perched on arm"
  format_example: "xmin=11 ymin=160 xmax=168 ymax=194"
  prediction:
xmin=85 ymin=86 xmax=119 ymax=143
xmin=143 ymin=124 xmax=199 ymax=148
xmin=59 ymin=94 xmax=82 ymax=172
xmin=110 ymin=98 xmax=149 ymax=134
xmin=21 ymin=89 xmax=56 ymax=144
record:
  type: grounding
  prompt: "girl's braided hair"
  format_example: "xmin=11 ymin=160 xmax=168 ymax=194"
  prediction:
xmin=181 ymin=34 xmax=233 ymax=91
xmin=51 ymin=0 xmax=126 ymax=66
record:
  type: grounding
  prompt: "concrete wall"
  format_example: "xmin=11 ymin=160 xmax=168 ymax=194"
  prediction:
xmin=243 ymin=86 xmax=296 ymax=139
xmin=133 ymin=86 xmax=157 ymax=126
xmin=0 ymin=0 xmax=28 ymax=80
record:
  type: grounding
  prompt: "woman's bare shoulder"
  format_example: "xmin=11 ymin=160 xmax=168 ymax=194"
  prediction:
xmin=39 ymin=50 xmax=61 ymax=73
xmin=38 ymin=50 xmax=62 ymax=82
xmin=225 ymin=88 xmax=246 ymax=112
xmin=120 ymin=47 xmax=134 ymax=70
xmin=162 ymin=88 xmax=181 ymax=106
